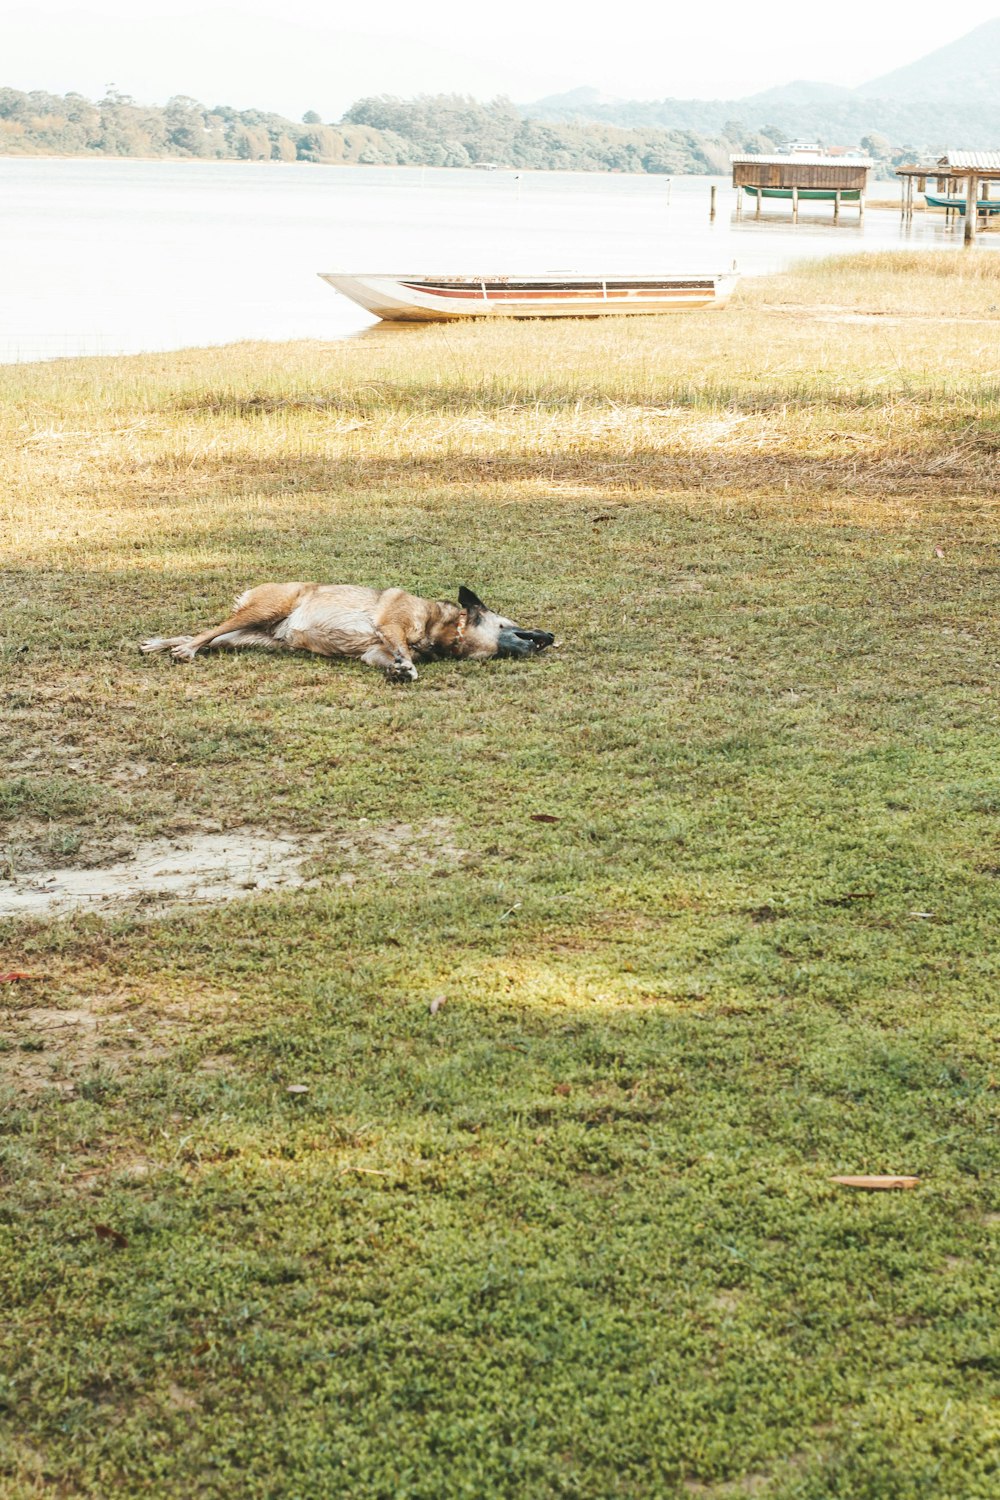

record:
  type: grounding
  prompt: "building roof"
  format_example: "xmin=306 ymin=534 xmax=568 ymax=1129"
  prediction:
xmin=938 ymin=151 xmax=1000 ymax=170
xmin=897 ymin=152 xmax=1000 ymax=178
xmin=729 ymin=154 xmax=872 ymax=167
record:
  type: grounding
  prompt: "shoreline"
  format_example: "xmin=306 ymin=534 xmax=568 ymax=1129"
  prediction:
xmin=0 ymin=151 xmax=901 ymax=186
xmin=0 ymin=164 xmax=975 ymax=369
xmin=2 ymin=247 xmax=995 ymax=371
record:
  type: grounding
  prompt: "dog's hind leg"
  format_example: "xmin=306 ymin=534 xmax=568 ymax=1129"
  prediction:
xmin=141 ymin=628 xmax=283 ymax=658
xmin=140 ymin=635 xmax=194 ymax=655
xmin=154 ymin=582 xmax=309 ymax=661
xmin=208 ymin=628 xmax=286 ymax=651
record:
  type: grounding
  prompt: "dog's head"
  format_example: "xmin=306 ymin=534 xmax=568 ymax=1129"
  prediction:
xmin=453 ymin=586 xmax=555 ymax=660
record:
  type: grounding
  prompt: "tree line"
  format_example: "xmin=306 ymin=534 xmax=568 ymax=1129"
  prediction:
xmin=0 ymin=87 xmax=802 ymax=173
xmin=0 ymin=86 xmax=921 ymax=177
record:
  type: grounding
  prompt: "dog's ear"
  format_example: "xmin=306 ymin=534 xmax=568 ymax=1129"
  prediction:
xmin=458 ymin=586 xmax=487 ymax=615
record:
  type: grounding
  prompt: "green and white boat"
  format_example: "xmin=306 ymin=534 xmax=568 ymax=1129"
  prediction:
xmin=742 ymin=186 xmax=861 ymax=202
xmin=924 ymin=193 xmax=1000 ymax=214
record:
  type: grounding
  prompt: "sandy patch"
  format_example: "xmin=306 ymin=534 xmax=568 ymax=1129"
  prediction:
xmin=0 ymin=829 xmax=322 ymax=919
xmin=0 ymin=819 xmax=467 ymax=919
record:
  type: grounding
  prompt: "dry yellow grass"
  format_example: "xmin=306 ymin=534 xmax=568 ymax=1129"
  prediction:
xmin=3 ymin=251 xmax=1000 ymax=584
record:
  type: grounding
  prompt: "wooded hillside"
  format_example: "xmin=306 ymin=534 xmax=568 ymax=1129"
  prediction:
xmin=0 ymin=87 xmax=798 ymax=174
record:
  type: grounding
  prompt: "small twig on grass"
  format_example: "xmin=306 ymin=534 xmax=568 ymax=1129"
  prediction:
xmin=831 ymin=1175 xmax=920 ymax=1190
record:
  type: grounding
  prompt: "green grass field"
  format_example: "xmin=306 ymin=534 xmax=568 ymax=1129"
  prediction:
xmin=1 ymin=253 xmax=998 ymax=1498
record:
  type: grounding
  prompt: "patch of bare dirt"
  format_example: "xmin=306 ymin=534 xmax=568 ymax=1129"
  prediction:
xmin=0 ymin=819 xmax=467 ymax=919
xmin=0 ymin=829 xmax=324 ymax=919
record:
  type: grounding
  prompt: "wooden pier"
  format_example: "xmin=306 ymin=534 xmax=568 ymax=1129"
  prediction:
xmin=897 ymin=152 xmax=1000 ymax=244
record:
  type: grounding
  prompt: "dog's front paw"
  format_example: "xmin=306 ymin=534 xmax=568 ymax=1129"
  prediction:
xmin=387 ymin=655 xmax=418 ymax=684
xmin=169 ymin=640 xmax=198 ymax=662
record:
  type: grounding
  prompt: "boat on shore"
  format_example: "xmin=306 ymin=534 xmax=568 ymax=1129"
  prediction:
xmin=924 ymin=193 xmax=1000 ymax=214
xmin=318 ymin=271 xmax=739 ymax=322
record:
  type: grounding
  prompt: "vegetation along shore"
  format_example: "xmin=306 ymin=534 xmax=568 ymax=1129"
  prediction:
xmin=0 ymin=86 xmax=884 ymax=175
xmin=1 ymin=252 xmax=999 ymax=1497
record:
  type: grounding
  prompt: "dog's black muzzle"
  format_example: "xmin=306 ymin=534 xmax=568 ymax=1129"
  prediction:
xmin=496 ymin=628 xmax=556 ymax=659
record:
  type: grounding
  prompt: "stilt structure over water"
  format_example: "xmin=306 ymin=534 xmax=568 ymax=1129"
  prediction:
xmin=897 ymin=152 xmax=1000 ymax=244
xmin=731 ymin=146 xmax=872 ymax=222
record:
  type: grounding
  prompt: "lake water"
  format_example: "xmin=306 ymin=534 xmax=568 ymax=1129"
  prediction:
xmin=1 ymin=157 xmax=991 ymax=363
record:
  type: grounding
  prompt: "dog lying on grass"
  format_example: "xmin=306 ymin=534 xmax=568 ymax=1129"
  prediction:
xmin=141 ymin=583 xmax=554 ymax=682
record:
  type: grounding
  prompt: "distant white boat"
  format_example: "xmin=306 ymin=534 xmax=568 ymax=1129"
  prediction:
xmin=318 ymin=271 xmax=739 ymax=322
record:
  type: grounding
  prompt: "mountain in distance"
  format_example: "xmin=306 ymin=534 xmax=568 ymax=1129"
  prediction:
xmin=859 ymin=16 xmax=1000 ymax=98
xmin=525 ymin=20 xmax=1000 ymax=148
xmin=534 ymin=78 xmax=855 ymax=116
xmin=742 ymin=80 xmax=854 ymax=110
xmin=530 ymin=86 xmax=622 ymax=113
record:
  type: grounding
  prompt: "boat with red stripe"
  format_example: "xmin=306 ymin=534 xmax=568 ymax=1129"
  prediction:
xmin=319 ymin=271 xmax=739 ymax=321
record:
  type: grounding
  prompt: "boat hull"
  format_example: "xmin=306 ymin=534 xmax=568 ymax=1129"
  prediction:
xmin=742 ymin=186 xmax=861 ymax=202
xmin=925 ymin=194 xmax=1000 ymax=214
xmin=319 ymin=272 xmax=739 ymax=322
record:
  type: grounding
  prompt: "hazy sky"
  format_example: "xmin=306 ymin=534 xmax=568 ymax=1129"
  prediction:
xmin=5 ymin=1 xmax=999 ymax=116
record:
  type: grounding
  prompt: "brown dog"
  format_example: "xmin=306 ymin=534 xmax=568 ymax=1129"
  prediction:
xmin=140 ymin=583 xmax=554 ymax=682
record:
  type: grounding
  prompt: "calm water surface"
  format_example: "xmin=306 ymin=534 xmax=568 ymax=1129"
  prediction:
xmin=1 ymin=158 xmax=991 ymax=363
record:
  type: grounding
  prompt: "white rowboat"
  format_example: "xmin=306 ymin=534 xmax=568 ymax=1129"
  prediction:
xmin=318 ymin=271 xmax=739 ymax=322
